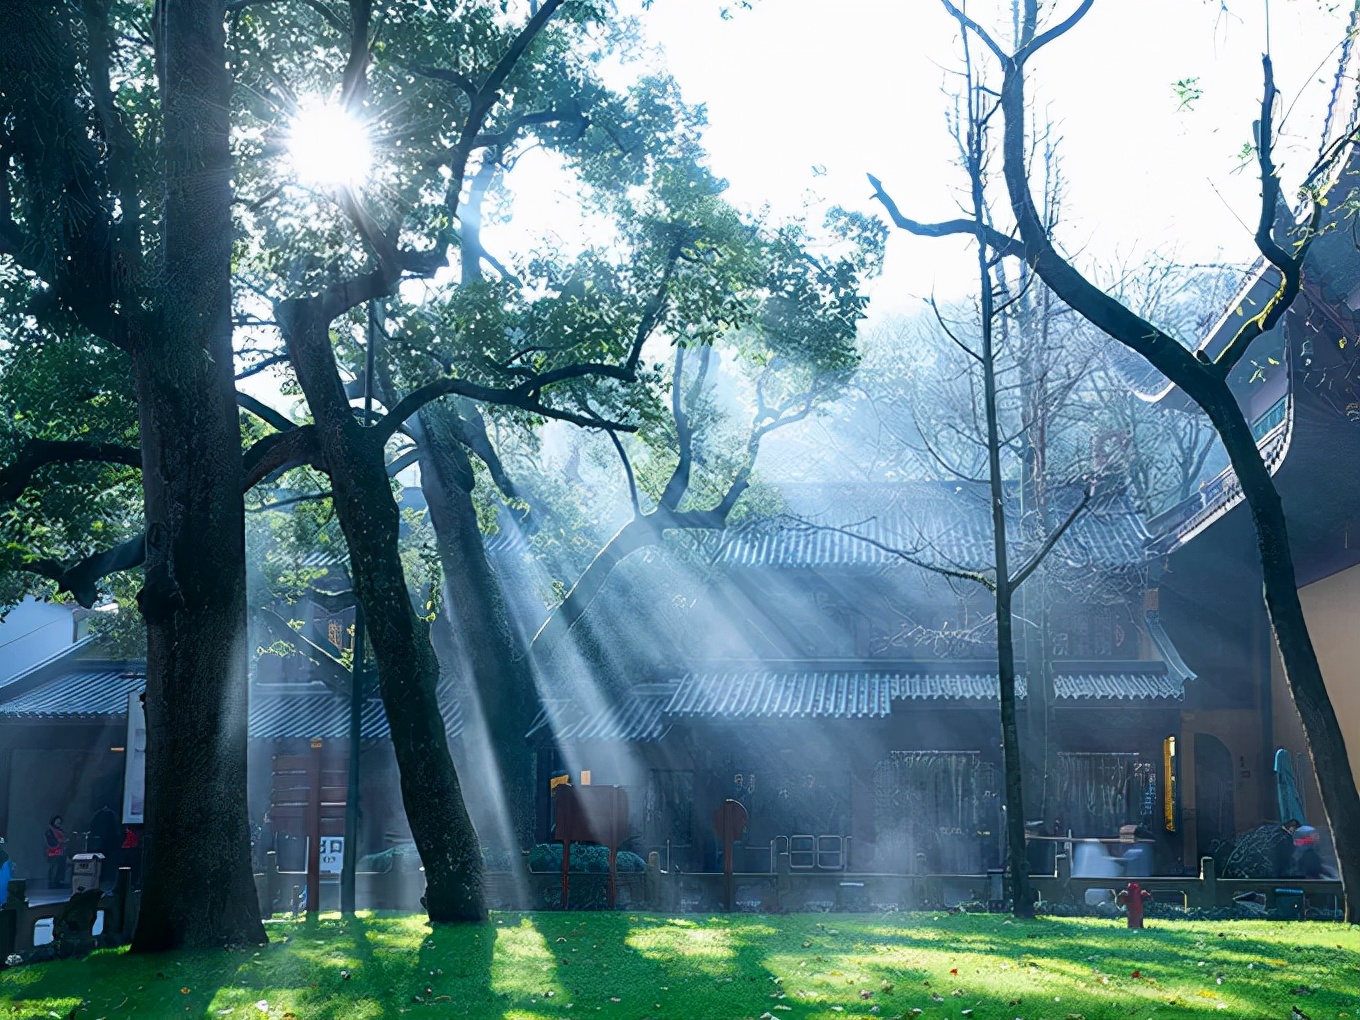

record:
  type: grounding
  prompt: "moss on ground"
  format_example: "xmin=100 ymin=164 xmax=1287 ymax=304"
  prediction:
xmin=1 ymin=912 xmax=1356 ymax=1020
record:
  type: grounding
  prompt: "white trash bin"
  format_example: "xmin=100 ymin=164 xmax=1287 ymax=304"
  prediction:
xmin=71 ymin=852 xmax=105 ymax=894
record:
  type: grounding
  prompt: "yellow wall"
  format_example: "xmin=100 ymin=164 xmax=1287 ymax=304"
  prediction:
xmin=1270 ymin=562 xmax=1360 ymax=808
xmin=1179 ymin=711 xmax=1271 ymax=867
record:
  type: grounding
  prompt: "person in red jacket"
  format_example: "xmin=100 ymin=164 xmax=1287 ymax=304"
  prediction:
xmin=44 ymin=815 xmax=68 ymax=888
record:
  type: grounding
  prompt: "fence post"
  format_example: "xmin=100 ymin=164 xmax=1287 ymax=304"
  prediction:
xmin=264 ymin=850 xmax=279 ymax=918
xmin=1198 ymin=856 xmax=1217 ymax=908
xmin=305 ymin=742 xmax=322 ymax=917
xmin=0 ymin=900 xmax=15 ymax=965
xmin=107 ymin=867 xmax=131 ymax=942
xmin=1051 ymin=853 xmax=1071 ymax=905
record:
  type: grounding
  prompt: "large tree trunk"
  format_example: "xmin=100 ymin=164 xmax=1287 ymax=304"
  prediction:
xmin=131 ymin=0 xmax=264 ymax=952
xmin=280 ymin=303 xmax=484 ymax=921
xmin=1209 ymin=400 xmax=1360 ymax=922
xmin=417 ymin=404 xmax=538 ymax=848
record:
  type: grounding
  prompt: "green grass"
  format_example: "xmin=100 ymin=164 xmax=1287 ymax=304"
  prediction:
xmin=1 ymin=912 xmax=1357 ymax=1020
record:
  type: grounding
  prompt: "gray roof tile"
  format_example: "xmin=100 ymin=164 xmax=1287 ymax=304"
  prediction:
xmin=665 ymin=667 xmax=1185 ymax=719
xmin=553 ymin=685 xmax=674 ymax=742
xmin=0 ymin=669 xmax=464 ymax=741
xmin=720 ymin=483 xmax=1151 ymax=572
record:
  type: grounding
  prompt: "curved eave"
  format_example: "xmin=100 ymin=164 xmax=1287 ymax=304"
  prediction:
xmin=1137 ymin=262 xmax=1281 ymax=408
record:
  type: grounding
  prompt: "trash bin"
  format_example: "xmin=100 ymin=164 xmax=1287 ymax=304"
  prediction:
xmin=71 ymin=853 xmax=105 ymax=894
xmin=1273 ymin=887 xmax=1304 ymax=920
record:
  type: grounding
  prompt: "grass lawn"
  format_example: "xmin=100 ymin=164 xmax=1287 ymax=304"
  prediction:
xmin=1 ymin=912 xmax=1356 ymax=1020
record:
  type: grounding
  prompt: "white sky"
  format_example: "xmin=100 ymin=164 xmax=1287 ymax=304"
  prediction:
xmin=613 ymin=0 xmax=1356 ymax=317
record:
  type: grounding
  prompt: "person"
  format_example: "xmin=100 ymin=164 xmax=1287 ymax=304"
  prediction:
xmin=45 ymin=815 xmax=68 ymax=888
xmin=120 ymin=824 xmax=143 ymax=888
xmin=1273 ymin=819 xmax=1301 ymax=877
xmin=1294 ymin=825 xmax=1326 ymax=879
xmin=90 ymin=804 xmax=120 ymax=856
xmin=0 ymin=836 xmax=12 ymax=901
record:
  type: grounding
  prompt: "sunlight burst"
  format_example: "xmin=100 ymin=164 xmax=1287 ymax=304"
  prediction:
xmin=286 ymin=100 xmax=372 ymax=189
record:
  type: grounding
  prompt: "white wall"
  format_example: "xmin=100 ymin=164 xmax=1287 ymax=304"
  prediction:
xmin=0 ymin=599 xmax=76 ymax=683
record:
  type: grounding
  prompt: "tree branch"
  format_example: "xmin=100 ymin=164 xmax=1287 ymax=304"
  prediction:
xmin=243 ymin=424 xmax=324 ymax=489
xmin=867 ymin=173 xmax=1023 ymax=259
xmin=376 ymin=374 xmax=636 ymax=441
xmin=606 ymin=429 xmax=641 ymax=516
xmin=237 ymin=391 xmax=296 ymax=432
xmin=0 ymin=439 xmax=140 ymax=505
xmin=781 ymin=516 xmax=997 ymax=592
xmin=24 ymin=428 xmax=325 ymax=606
xmin=406 ymin=62 xmax=477 ymax=96
xmin=235 ymin=353 xmax=291 ymax=381
xmin=1007 ymin=486 xmax=1092 ymax=590
xmin=1214 ymin=55 xmax=1333 ymax=378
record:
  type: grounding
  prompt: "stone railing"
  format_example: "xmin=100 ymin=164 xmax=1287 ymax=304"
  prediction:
xmin=1 ymin=868 xmax=139 ymax=965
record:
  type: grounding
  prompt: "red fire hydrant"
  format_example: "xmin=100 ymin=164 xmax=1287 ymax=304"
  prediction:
xmin=1116 ymin=881 xmax=1153 ymax=929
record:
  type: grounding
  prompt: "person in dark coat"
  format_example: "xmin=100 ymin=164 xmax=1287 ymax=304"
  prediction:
xmin=44 ymin=815 xmax=68 ymax=887
xmin=90 ymin=804 xmax=120 ymax=857
xmin=1294 ymin=826 xmax=1326 ymax=879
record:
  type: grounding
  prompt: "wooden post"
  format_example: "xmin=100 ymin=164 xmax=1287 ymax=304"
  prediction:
xmin=712 ymin=800 xmax=749 ymax=914
xmin=108 ymin=867 xmax=130 ymax=941
xmin=607 ymin=847 xmax=618 ymax=910
xmin=306 ymin=741 xmax=323 ymax=917
xmin=560 ymin=838 xmax=571 ymax=910
xmin=1198 ymin=856 xmax=1217 ymax=908
xmin=264 ymin=850 xmax=279 ymax=918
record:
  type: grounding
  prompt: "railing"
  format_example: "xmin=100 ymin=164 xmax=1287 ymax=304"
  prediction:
xmin=1 ymin=867 xmax=139 ymax=964
xmin=253 ymin=851 xmax=656 ymax=915
xmin=650 ymin=851 xmax=1343 ymax=915
xmin=4 ymin=851 xmax=1340 ymax=966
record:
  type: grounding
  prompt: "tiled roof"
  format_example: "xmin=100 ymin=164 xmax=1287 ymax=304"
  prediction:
xmin=0 ymin=666 xmax=144 ymax=719
xmin=0 ymin=667 xmax=464 ymax=741
xmin=553 ymin=685 xmax=674 ymax=742
xmin=1057 ymin=672 xmax=1186 ymax=700
xmin=247 ymin=681 xmax=463 ymax=742
xmin=719 ymin=483 xmax=1151 ymax=572
xmin=665 ymin=667 xmax=1185 ymax=720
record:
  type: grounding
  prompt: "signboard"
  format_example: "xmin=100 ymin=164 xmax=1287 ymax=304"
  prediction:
xmin=319 ymin=836 xmax=344 ymax=875
xmin=122 ymin=690 xmax=147 ymax=824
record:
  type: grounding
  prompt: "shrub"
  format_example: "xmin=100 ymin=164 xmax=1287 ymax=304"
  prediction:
xmin=527 ymin=843 xmax=646 ymax=873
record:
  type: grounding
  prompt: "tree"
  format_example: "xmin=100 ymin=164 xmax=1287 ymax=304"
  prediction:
xmin=527 ymin=204 xmax=884 ymax=657
xmin=873 ymin=0 xmax=1360 ymax=920
xmin=0 ymin=0 xmax=266 ymax=949
xmin=227 ymin=0 xmax=810 ymax=916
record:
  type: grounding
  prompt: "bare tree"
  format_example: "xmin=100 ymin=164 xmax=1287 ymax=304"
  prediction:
xmin=873 ymin=0 xmax=1360 ymax=920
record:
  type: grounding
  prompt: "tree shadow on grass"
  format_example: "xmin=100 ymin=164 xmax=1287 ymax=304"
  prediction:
xmin=0 ymin=914 xmax=499 ymax=1020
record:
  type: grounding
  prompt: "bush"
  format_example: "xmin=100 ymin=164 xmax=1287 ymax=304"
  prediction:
xmin=357 ymin=843 xmax=527 ymax=874
xmin=527 ymin=843 xmax=646 ymax=873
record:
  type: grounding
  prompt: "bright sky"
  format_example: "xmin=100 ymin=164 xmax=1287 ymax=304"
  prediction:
xmin=619 ymin=0 xmax=1356 ymax=317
